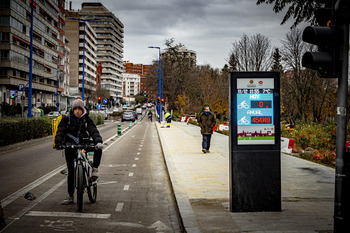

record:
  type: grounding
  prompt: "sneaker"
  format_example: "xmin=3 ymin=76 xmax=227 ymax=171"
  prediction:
xmin=202 ymin=149 xmax=207 ymax=154
xmin=62 ymin=196 xmax=74 ymax=205
xmin=92 ymin=167 xmax=98 ymax=178
xmin=206 ymin=150 xmax=210 ymax=153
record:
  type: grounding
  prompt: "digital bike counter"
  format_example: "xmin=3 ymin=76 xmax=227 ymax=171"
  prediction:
xmin=229 ymin=72 xmax=281 ymax=212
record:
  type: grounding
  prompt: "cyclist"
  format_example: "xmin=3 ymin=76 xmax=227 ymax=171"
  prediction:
xmin=148 ymin=111 xmax=153 ymax=122
xmin=55 ymin=98 xmax=103 ymax=205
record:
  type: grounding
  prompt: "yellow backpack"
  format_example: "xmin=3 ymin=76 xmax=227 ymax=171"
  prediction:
xmin=52 ymin=115 xmax=63 ymax=148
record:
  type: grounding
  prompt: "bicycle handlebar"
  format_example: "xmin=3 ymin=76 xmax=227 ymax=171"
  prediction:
xmin=57 ymin=144 xmax=96 ymax=150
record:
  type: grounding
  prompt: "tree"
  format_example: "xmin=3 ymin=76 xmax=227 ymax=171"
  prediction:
xmin=228 ymin=34 xmax=272 ymax=72
xmin=280 ymin=27 xmax=337 ymax=122
xmin=256 ymin=0 xmax=322 ymax=27
xmin=271 ymin=48 xmax=283 ymax=73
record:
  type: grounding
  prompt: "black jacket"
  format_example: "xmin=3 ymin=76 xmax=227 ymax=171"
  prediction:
xmin=55 ymin=110 xmax=103 ymax=146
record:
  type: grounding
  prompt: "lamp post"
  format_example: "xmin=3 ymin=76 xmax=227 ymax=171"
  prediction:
xmin=69 ymin=17 xmax=100 ymax=101
xmin=27 ymin=0 xmax=35 ymax=117
xmin=148 ymin=46 xmax=163 ymax=123
xmin=56 ymin=64 xmax=64 ymax=112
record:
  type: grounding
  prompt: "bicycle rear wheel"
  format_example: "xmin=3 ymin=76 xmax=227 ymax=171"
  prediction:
xmin=76 ymin=164 xmax=84 ymax=212
xmin=87 ymin=179 xmax=97 ymax=203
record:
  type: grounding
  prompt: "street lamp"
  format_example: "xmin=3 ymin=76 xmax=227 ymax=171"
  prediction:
xmin=56 ymin=64 xmax=64 ymax=111
xmin=148 ymin=46 xmax=163 ymax=123
xmin=69 ymin=17 xmax=100 ymax=101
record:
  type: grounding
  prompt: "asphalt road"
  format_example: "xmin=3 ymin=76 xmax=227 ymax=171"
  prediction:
xmin=0 ymin=112 xmax=181 ymax=232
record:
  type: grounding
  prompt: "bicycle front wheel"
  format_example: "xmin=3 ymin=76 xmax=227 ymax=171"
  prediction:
xmin=76 ymin=164 xmax=84 ymax=212
xmin=87 ymin=179 xmax=97 ymax=203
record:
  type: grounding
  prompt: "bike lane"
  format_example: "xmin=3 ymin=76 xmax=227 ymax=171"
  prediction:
xmin=1 ymin=118 xmax=180 ymax=233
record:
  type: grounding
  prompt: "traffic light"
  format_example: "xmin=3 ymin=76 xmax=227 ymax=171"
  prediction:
xmin=161 ymin=98 xmax=164 ymax=103
xmin=98 ymin=96 xmax=101 ymax=104
xmin=301 ymin=2 xmax=339 ymax=78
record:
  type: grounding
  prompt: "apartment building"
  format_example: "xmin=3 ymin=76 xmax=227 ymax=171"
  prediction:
xmin=78 ymin=3 xmax=124 ymax=101
xmin=0 ymin=0 xmax=70 ymax=112
xmin=122 ymin=73 xmax=140 ymax=97
xmin=65 ymin=11 xmax=97 ymax=102
xmin=160 ymin=45 xmax=196 ymax=66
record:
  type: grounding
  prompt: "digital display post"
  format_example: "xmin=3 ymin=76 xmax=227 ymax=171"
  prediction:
xmin=236 ymin=78 xmax=275 ymax=145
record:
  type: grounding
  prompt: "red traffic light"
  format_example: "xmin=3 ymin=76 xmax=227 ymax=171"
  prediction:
xmin=98 ymin=96 xmax=101 ymax=100
xmin=161 ymin=98 xmax=164 ymax=102
xmin=157 ymin=96 xmax=160 ymax=99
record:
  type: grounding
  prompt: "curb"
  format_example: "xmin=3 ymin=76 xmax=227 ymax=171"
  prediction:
xmin=155 ymin=123 xmax=201 ymax=233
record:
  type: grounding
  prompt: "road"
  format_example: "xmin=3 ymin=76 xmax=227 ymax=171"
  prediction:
xmin=0 ymin=111 xmax=181 ymax=232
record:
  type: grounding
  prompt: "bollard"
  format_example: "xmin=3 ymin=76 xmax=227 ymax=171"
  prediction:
xmin=129 ymin=121 xmax=132 ymax=129
xmin=117 ymin=124 xmax=122 ymax=136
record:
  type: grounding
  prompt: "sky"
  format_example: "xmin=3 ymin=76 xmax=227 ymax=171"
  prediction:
xmin=69 ymin=0 xmax=306 ymax=69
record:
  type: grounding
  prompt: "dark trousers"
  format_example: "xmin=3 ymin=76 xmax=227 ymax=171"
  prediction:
xmin=202 ymin=134 xmax=212 ymax=150
xmin=64 ymin=148 xmax=102 ymax=197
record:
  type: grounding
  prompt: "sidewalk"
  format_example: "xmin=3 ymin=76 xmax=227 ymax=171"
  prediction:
xmin=157 ymin=121 xmax=334 ymax=233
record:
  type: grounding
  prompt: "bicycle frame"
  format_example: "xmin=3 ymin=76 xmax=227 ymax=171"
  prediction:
xmin=62 ymin=144 xmax=97 ymax=212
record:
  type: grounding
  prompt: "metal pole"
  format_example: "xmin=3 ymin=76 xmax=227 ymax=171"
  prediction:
xmin=28 ymin=0 xmax=34 ymax=118
xmin=56 ymin=65 xmax=59 ymax=111
xmin=334 ymin=22 xmax=349 ymax=232
xmin=82 ymin=21 xmax=86 ymax=101
xmin=158 ymin=49 xmax=161 ymax=123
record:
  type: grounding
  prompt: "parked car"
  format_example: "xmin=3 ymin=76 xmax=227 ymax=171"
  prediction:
xmin=123 ymin=105 xmax=128 ymax=110
xmin=142 ymin=105 xmax=147 ymax=109
xmin=113 ymin=108 xmax=119 ymax=113
xmin=122 ymin=110 xmax=135 ymax=122
xmin=47 ymin=111 xmax=60 ymax=117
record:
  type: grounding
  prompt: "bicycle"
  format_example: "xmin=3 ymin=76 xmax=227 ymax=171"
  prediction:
xmin=60 ymin=143 xmax=98 ymax=212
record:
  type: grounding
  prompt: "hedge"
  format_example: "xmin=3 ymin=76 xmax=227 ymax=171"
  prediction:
xmin=0 ymin=117 xmax=52 ymax=147
xmin=0 ymin=113 xmax=104 ymax=147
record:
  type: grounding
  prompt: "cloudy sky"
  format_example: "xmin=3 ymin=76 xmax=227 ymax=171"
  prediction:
xmin=70 ymin=0 xmax=306 ymax=69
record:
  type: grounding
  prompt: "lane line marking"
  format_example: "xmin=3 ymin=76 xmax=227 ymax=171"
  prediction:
xmin=26 ymin=211 xmax=111 ymax=219
xmin=123 ymin=185 xmax=130 ymax=191
xmin=2 ymin=178 xmax=67 ymax=231
xmin=99 ymin=181 xmax=117 ymax=185
xmin=1 ymin=164 xmax=66 ymax=207
xmin=128 ymin=172 xmax=134 ymax=177
xmin=115 ymin=203 xmax=124 ymax=212
xmin=137 ymin=152 xmax=140 ymax=155
xmin=135 ymin=158 xmax=139 ymax=160
xmin=132 ymin=164 xmax=137 ymax=167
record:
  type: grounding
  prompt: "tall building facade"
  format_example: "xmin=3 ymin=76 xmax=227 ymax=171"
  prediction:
xmin=65 ymin=11 xmax=97 ymax=101
xmin=78 ymin=3 xmax=124 ymax=101
xmin=160 ymin=45 xmax=196 ymax=66
xmin=122 ymin=73 xmax=140 ymax=97
xmin=0 ymin=0 xmax=70 ymax=112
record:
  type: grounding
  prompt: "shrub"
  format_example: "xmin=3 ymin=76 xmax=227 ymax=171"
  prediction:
xmin=0 ymin=117 xmax=52 ymax=147
xmin=89 ymin=113 xmax=104 ymax=125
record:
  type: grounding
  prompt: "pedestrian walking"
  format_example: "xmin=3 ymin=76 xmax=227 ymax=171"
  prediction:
xmin=198 ymin=106 xmax=216 ymax=153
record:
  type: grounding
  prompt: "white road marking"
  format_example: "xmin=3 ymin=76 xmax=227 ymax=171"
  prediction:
xmin=115 ymin=203 xmax=124 ymax=212
xmin=26 ymin=211 xmax=110 ymax=219
xmin=123 ymin=185 xmax=130 ymax=191
xmin=135 ymin=158 xmax=139 ymax=160
xmin=137 ymin=152 xmax=140 ymax=155
xmin=128 ymin=172 xmax=134 ymax=177
xmin=99 ymin=181 xmax=117 ymax=185
xmin=132 ymin=164 xmax=137 ymax=167
xmin=138 ymin=148 xmax=142 ymax=151
xmin=1 ymin=165 xmax=66 ymax=207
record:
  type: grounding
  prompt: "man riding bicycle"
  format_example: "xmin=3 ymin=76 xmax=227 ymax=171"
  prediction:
xmin=148 ymin=111 xmax=153 ymax=122
xmin=55 ymin=98 xmax=103 ymax=205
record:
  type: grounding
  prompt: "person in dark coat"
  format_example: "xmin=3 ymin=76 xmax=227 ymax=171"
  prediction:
xmin=55 ymin=98 xmax=103 ymax=205
xmin=198 ymin=106 xmax=216 ymax=153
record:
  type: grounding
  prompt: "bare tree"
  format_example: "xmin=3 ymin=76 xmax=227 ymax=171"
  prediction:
xmin=280 ymin=27 xmax=337 ymax=121
xmin=229 ymin=33 xmax=272 ymax=72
